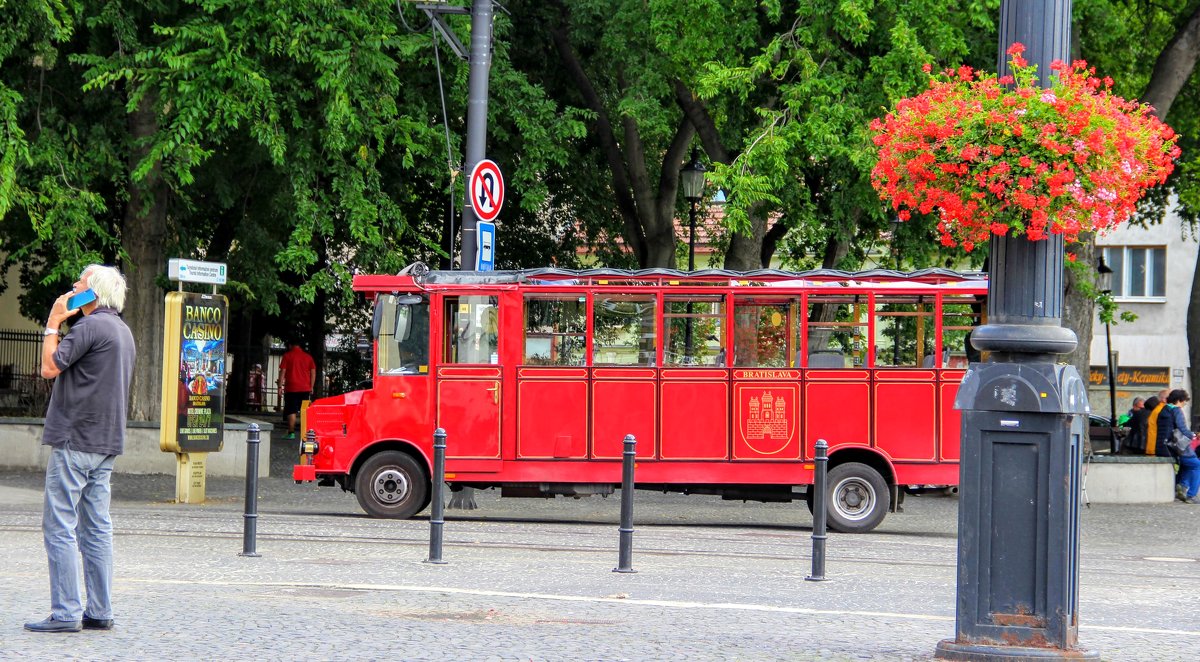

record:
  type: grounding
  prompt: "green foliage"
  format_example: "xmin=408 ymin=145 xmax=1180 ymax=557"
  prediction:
xmin=692 ymin=0 xmax=990 ymax=269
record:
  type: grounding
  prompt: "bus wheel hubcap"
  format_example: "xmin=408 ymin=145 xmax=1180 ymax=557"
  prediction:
xmin=374 ymin=469 xmax=409 ymax=505
xmin=835 ymin=480 xmax=873 ymax=520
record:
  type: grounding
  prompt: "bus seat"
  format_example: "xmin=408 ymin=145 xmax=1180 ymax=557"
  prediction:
xmin=921 ymin=349 xmax=951 ymax=368
xmin=807 ymin=350 xmax=846 ymax=368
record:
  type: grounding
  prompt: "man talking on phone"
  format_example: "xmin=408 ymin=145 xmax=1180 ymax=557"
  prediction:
xmin=24 ymin=265 xmax=135 ymax=633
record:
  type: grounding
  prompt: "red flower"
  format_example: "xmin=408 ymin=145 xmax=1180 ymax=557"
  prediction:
xmin=868 ymin=44 xmax=1179 ymax=249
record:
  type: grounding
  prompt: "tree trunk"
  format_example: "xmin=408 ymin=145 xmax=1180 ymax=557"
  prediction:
xmin=1062 ymin=238 xmax=1095 ymax=397
xmin=122 ymin=94 xmax=169 ymax=422
xmin=1142 ymin=5 xmax=1200 ymax=122
xmin=723 ymin=213 xmax=768 ymax=270
xmin=1188 ymin=248 xmax=1200 ymax=424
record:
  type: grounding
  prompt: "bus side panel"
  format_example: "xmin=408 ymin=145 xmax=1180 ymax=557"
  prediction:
xmin=873 ymin=372 xmax=937 ymax=461
xmin=939 ymin=371 xmax=967 ymax=461
xmin=591 ymin=368 xmax=656 ymax=459
xmin=803 ymin=371 xmax=870 ymax=455
xmin=732 ymin=380 xmax=801 ymax=460
xmin=660 ymin=371 xmax=729 ymax=460
xmin=516 ymin=370 xmax=588 ymax=458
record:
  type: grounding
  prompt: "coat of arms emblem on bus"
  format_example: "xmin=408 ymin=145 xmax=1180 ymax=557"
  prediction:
xmin=738 ymin=388 xmax=796 ymax=455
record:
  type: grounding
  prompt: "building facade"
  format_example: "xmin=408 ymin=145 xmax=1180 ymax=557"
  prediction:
xmin=1090 ymin=210 xmax=1197 ymax=421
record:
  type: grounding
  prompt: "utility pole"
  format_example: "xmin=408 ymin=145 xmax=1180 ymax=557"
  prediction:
xmin=422 ymin=0 xmax=495 ymax=509
xmin=460 ymin=0 xmax=494 ymax=270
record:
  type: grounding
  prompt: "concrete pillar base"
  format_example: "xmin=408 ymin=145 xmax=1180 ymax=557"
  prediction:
xmin=936 ymin=639 xmax=1099 ymax=661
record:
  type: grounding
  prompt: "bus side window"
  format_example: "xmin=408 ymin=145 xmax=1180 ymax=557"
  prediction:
xmin=378 ymin=295 xmax=430 ymax=375
xmin=592 ymin=294 xmax=656 ymax=366
xmin=806 ymin=296 xmax=867 ymax=367
xmin=664 ymin=295 xmax=724 ymax=367
xmin=942 ymin=294 xmax=984 ymax=368
xmin=524 ymin=295 xmax=586 ymax=366
xmin=732 ymin=298 xmax=792 ymax=368
xmin=874 ymin=296 xmax=933 ymax=368
xmin=444 ymin=296 xmax=500 ymax=364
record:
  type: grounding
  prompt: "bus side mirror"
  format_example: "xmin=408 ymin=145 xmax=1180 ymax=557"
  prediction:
xmin=392 ymin=295 xmax=422 ymax=341
xmin=371 ymin=298 xmax=385 ymax=339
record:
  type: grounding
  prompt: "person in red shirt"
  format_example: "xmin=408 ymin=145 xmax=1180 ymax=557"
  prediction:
xmin=278 ymin=341 xmax=316 ymax=439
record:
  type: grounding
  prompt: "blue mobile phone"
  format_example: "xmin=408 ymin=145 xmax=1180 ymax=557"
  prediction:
xmin=66 ymin=288 xmax=97 ymax=310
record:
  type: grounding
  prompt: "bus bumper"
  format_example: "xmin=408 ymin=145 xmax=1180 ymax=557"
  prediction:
xmin=293 ymin=464 xmax=317 ymax=482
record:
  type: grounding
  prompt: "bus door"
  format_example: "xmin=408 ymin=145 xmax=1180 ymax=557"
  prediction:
xmin=660 ymin=293 xmax=729 ymax=460
xmin=938 ymin=294 xmax=985 ymax=461
xmin=590 ymin=293 xmax=657 ymax=459
xmin=730 ymin=296 xmax=801 ymax=460
xmin=372 ymin=293 xmax=434 ymax=446
xmin=516 ymin=294 xmax=588 ymax=459
xmin=437 ymin=295 xmax=502 ymax=461
xmin=871 ymin=294 xmax=938 ymax=461
xmin=803 ymin=294 xmax=870 ymax=455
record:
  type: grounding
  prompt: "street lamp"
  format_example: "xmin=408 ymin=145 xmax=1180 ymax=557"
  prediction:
xmin=1098 ymin=255 xmax=1118 ymax=449
xmin=680 ymin=148 xmax=707 ymax=271
xmin=679 ymin=149 xmax=707 ymax=364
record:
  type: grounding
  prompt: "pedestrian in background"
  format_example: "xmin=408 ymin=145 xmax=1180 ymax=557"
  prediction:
xmin=25 ymin=265 xmax=135 ymax=633
xmin=1156 ymin=389 xmax=1200 ymax=503
xmin=1124 ymin=396 xmax=1156 ymax=455
xmin=278 ymin=340 xmax=316 ymax=440
xmin=1118 ymin=396 xmax=1144 ymax=426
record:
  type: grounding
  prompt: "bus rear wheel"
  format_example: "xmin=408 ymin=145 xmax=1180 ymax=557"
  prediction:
xmin=354 ymin=451 xmax=429 ymax=519
xmin=823 ymin=462 xmax=889 ymax=533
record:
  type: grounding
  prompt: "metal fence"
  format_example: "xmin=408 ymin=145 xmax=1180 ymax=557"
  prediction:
xmin=0 ymin=329 xmax=51 ymax=416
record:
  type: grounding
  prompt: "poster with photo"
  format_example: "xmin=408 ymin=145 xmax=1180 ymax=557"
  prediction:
xmin=160 ymin=292 xmax=227 ymax=453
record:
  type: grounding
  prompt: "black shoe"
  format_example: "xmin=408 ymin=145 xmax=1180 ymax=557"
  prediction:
xmin=23 ymin=617 xmax=82 ymax=633
xmin=82 ymin=616 xmax=113 ymax=630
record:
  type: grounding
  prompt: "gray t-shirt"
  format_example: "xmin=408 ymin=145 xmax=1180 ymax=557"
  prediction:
xmin=42 ymin=307 xmax=136 ymax=455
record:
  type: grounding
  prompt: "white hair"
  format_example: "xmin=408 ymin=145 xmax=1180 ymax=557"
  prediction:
xmin=82 ymin=264 xmax=128 ymax=312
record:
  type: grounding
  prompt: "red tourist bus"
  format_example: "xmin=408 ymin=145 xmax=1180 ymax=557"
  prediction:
xmin=293 ymin=266 xmax=986 ymax=532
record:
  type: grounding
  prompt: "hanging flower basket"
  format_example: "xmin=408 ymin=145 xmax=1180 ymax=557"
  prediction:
xmin=869 ymin=44 xmax=1181 ymax=251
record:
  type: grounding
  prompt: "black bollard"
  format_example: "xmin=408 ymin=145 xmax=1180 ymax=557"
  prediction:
xmin=805 ymin=439 xmax=828 ymax=581
xmin=425 ymin=428 xmax=448 ymax=565
xmin=613 ymin=434 xmax=637 ymax=574
xmin=239 ymin=423 xmax=262 ymax=558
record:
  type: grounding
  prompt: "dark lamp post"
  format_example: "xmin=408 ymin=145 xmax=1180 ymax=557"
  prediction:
xmin=680 ymin=149 xmax=707 ymax=272
xmin=1098 ymin=256 xmax=1118 ymax=440
xmin=936 ymin=2 xmax=1097 ymax=660
xmin=680 ymin=149 xmax=706 ymax=364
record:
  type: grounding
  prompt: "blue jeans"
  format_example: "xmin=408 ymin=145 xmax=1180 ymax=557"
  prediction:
xmin=42 ymin=446 xmax=116 ymax=622
xmin=1179 ymin=455 xmax=1200 ymax=499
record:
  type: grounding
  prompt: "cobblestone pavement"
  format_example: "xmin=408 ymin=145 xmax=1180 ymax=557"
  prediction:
xmin=0 ymin=429 xmax=1197 ymax=660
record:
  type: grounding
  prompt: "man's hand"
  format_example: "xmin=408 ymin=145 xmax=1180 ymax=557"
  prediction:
xmin=41 ymin=291 xmax=74 ymax=379
xmin=46 ymin=291 xmax=73 ymax=329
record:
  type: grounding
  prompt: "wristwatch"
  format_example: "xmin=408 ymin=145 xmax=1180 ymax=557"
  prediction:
xmin=43 ymin=326 xmax=60 ymax=337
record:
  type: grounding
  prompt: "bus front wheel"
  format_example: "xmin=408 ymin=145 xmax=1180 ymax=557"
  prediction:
xmin=823 ymin=462 xmax=889 ymax=533
xmin=354 ymin=451 xmax=429 ymax=519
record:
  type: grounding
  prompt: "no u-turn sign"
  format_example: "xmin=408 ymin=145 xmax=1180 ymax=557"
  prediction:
xmin=469 ymin=159 xmax=505 ymax=222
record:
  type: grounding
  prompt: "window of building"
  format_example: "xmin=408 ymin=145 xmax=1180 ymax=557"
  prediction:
xmin=1102 ymin=246 xmax=1166 ymax=300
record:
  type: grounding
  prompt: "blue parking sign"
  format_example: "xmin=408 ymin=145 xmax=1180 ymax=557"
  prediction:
xmin=477 ymin=222 xmax=495 ymax=271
